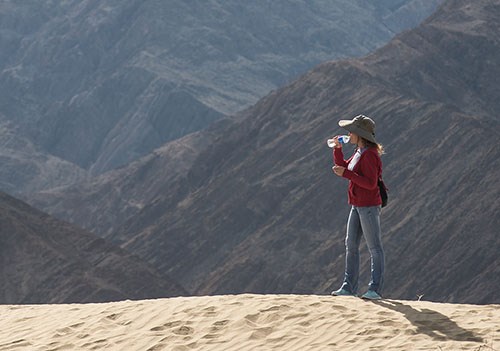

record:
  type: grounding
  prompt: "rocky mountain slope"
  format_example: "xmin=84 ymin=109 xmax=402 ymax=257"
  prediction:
xmin=31 ymin=129 xmax=215 ymax=238
xmin=31 ymin=0 xmax=500 ymax=304
xmin=0 ymin=119 xmax=88 ymax=195
xmin=0 ymin=191 xmax=186 ymax=303
xmin=0 ymin=0 xmax=442 ymax=194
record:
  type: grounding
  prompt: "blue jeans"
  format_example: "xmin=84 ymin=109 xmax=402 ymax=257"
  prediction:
xmin=340 ymin=206 xmax=384 ymax=294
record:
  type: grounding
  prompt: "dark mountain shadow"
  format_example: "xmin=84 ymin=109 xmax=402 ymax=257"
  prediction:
xmin=371 ymin=300 xmax=483 ymax=343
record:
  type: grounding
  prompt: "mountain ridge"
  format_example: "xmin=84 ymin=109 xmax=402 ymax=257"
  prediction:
xmin=0 ymin=0 xmax=443 ymax=193
xmin=0 ymin=190 xmax=186 ymax=303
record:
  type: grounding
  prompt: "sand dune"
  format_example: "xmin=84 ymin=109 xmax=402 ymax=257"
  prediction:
xmin=0 ymin=294 xmax=498 ymax=350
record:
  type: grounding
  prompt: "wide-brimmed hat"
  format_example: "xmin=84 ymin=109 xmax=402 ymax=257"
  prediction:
xmin=338 ymin=114 xmax=377 ymax=144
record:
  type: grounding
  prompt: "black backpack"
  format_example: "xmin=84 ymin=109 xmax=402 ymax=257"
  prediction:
xmin=378 ymin=178 xmax=388 ymax=208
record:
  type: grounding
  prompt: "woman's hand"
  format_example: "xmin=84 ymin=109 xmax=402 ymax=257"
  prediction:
xmin=332 ymin=165 xmax=345 ymax=177
xmin=331 ymin=136 xmax=342 ymax=148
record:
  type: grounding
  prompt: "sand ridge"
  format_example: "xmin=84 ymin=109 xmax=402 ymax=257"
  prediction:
xmin=0 ymin=294 xmax=498 ymax=350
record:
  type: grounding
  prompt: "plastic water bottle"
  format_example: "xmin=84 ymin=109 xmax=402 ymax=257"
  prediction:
xmin=327 ymin=135 xmax=350 ymax=148
xmin=338 ymin=135 xmax=350 ymax=144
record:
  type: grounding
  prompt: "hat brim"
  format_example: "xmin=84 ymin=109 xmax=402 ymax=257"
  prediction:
xmin=338 ymin=120 xmax=377 ymax=144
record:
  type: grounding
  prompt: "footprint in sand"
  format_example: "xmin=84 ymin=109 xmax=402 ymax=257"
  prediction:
xmin=202 ymin=333 xmax=220 ymax=339
xmin=146 ymin=344 xmax=165 ymax=351
xmin=202 ymin=306 xmax=218 ymax=317
xmin=356 ymin=327 xmax=386 ymax=336
xmin=105 ymin=313 xmax=121 ymax=321
xmin=69 ymin=322 xmax=85 ymax=329
xmin=210 ymin=319 xmax=230 ymax=332
xmin=54 ymin=327 xmax=74 ymax=338
xmin=259 ymin=304 xmax=290 ymax=313
xmin=0 ymin=339 xmax=32 ymax=349
xmin=202 ymin=320 xmax=231 ymax=341
xmin=250 ymin=327 xmax=274 ymax=339
xmin=330 ymin=304 xmax=349 ymax=312
xmin=378 ymin=319 xmax=402 ymax=327
xmin=244 ymin=313 xmax=260 ymax=324
xmin=150 ymin=321 xmax=183 ymax=331
xmin=81 ymin=339 xmax=107 ymax=348
xmin=172 ymin=326 xmax=194 ymax=336
xmin=98 ymin=313 xmax=122 ymax=324
xmin=53 ymin=321 xmax=85 ymax=338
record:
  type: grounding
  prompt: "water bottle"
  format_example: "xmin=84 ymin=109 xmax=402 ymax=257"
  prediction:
xmin=327 ymin=135 xmax=350 ymax=148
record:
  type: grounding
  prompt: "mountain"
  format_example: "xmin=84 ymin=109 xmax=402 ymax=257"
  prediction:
xmin=0 ymin=119 xmax=88 ymax=195
xmin=0 ymin=0 xmax=442 ymax=194
xmin=0 ymin=191 xmax=186 ymax=303
xmin=30 ymin=0 xmax=500 ymax=305
xmin=31 ymin=130 xmax=211 ymax=238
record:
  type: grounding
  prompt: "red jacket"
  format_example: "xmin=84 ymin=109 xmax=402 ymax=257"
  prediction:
xmin=333 ymin=146 xmax=382 ymax=207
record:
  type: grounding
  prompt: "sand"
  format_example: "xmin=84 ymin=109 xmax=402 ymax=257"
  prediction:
xmin=0 ymin=294 xmax=498 ymax=351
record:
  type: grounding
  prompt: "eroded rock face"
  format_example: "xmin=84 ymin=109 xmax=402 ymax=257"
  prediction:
xmin=0 ymin=191 xmax=186 ymax=303
xmin=0 ymin=0 xmax=442 ymax=192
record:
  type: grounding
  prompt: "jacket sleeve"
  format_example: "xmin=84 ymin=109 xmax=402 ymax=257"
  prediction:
xmin=342 ymin=151 xmax=379 ymax=190
xmin=333 ymin=147 xmax=349 ymax=167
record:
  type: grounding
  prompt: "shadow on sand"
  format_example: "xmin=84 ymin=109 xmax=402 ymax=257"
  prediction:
xmin=371 ymin=299 xmax=484 ymax=343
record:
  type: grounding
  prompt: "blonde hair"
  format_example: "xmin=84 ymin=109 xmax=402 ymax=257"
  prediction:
xmin=363 ymin=139 xmax=385 ymax=155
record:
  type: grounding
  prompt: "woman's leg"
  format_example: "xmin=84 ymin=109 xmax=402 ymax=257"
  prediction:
xmin=357 ymin=206 xmax=385 ymax=294
xmin=341 ymin=206 xmax=363 ymax=294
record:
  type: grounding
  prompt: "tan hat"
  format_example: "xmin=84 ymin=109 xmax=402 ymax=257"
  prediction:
xmin=338 ymin=114 xmax=377 ymax=144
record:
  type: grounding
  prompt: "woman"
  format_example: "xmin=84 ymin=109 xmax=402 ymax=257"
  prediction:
xmin=330 ymin=114 xmax=385 ymax=300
